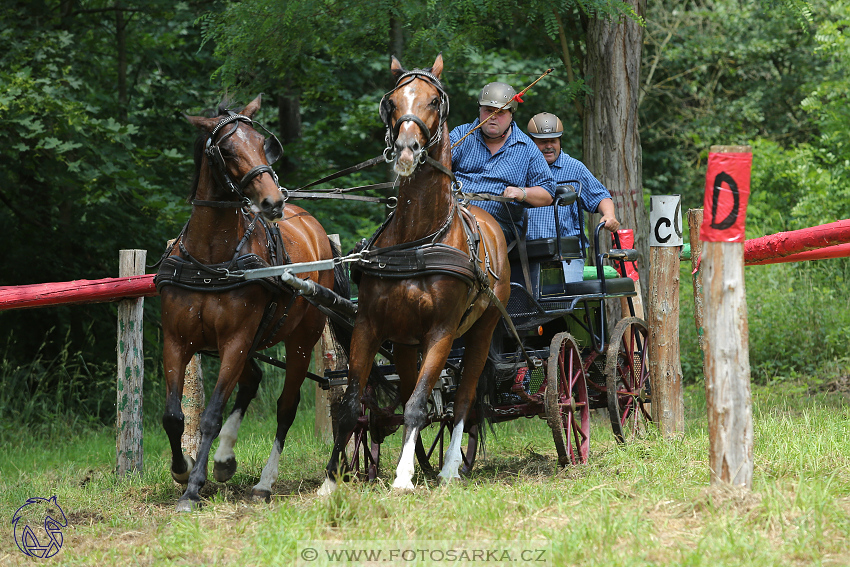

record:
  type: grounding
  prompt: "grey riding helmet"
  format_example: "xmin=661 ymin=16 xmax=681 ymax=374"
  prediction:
xmin=478 ymin=82 xmax=518 ymax=113
xmin=527 ymin=112 xmax=564 ymax=139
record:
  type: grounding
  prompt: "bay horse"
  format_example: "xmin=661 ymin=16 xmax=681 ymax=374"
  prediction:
xmin=319 ymin=54 xmax=511 ymax=493
xmin=157 ymin=95 xmax=336 ymax=511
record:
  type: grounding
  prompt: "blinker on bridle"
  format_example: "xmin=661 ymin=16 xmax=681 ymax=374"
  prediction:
xmin=202 ymin=111 xmax=288 ymax=206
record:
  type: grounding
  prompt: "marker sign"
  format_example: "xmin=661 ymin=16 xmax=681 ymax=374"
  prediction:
xmin=649 ymin=195 xmax=683 ymax=247
xmin=700 ymin=150 xmax=752 ymax=242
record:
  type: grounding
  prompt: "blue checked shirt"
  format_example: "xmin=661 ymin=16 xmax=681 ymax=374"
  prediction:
xmin=450 ymin=120 xmax=555 ymax=236
xmin=526 ymin=151 xmax=612 ymax=240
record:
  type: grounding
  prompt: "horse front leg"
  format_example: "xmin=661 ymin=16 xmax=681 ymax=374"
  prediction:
xmin=162 ymin=338 xmax=194 ymax=483
xmin=252 ymin=328 xmax=320 ymax=501
xmin=393 ymin=334 xmax=454 ymax=491
xmin=319 ymin=327 xmax=380 ymax=497
xmin=176 ymin=347 xmax=247 ymax=512
xmin=212 ymin=358 xmax=263 ymax=483
xmin=438 ymin=308 xmax=500 ymax=483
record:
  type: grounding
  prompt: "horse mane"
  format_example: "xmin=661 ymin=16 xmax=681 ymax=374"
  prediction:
xmin=187 ymin=97 xmax=236 ymax=203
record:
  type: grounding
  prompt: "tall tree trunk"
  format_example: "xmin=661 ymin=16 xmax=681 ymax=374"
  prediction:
xmin=583 ymin=0 xmax=649 ymax=310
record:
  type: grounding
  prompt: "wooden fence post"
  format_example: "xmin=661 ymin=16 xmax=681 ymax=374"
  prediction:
xmin=117 ymin=249 xmax=145 ymax=476
xmin=314 ymin=235 xmax=347 ymax=443
xmin=648 ymin=195 xmax=684 ymax=437
xmin=701 ymin=145 xmax=753 ymax=488
xmin=688 ymin=209 xmax=708 ymax=365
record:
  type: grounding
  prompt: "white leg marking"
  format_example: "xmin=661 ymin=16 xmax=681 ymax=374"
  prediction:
xmin=317 ymin=478 xmax=337 ymax=497
xmin=392 ymin=427 xmax=420 ymax=490
xmin=214 ymin=410 xmax=243 ymax=463
xmin=253 ymin=438 xmax=283 ymax=494
xmin=438 ymin=420 xmax=465 ymax=483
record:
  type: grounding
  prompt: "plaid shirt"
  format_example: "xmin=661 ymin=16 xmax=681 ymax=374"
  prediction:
xmin=526 ymin=151 xmax=611 ymax=240
xmin=450 ymin=120 xmax=555 ymax=234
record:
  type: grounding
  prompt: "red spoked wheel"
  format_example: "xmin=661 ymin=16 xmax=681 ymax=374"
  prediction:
xmin=545 ymin=332 xmax=590 ymax=466
xmin=340 ymin=403 xmax=381 ymax=482
xmin=605 ymin=317 xmax=652 ymax=443
xmin=416 ymin=420 xmax=479 ymax=476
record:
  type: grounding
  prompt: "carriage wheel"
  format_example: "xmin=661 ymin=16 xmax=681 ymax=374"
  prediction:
xmin=416 ymin=420 xmax=479 ymax=476
xmin=545 ymin=332 xmax=590 ymax=466
xmin=604 ymin=317 xmax=652 ymax=443
xmin=340 ymin=404 xmax=381 ymax=482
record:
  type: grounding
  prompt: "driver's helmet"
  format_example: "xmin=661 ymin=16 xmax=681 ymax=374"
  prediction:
xmin=527 ymin=112 xmax=564 ymax=139
xmin=478 ymin=82 xmax=518 ymax=113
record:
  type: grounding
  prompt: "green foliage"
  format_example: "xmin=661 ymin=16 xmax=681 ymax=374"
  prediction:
xmin=0 ymin=0 xmax=221 ymax=378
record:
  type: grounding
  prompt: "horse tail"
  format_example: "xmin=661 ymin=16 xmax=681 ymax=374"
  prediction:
xmin=473 ymin=345 xmax=501 ymax=461
xmin=326 ymin=238 xmax=397 ymax=406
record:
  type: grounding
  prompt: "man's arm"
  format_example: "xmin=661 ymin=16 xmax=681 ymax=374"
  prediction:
xmin=597 ymin=198 xmax=620 ymax=232
xmin=503 ymin=185 xmax=553 ymax=206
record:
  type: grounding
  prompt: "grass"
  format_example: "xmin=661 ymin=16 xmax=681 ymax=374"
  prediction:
xmin=1 ymin=380 xmax=850 ymax=566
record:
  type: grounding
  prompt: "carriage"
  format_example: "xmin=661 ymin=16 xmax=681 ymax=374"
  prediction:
xmin=159 ymin=55 xmax=651 ymax=509
xmin=322 ymin=188 xmax=652 ymax=482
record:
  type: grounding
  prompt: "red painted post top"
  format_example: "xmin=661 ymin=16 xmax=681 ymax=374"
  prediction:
xmin=700 ymin=149 xmax=752 ymax=243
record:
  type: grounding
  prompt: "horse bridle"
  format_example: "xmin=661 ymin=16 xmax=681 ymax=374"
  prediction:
xmin=200 ymin=112 xmax=288 ymax=207
xmin=379 ymin=69 xmax=450 ymax=165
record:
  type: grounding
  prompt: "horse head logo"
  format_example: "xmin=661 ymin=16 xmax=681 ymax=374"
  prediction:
xmin=12 ymin=495 xmax=68 ymax=558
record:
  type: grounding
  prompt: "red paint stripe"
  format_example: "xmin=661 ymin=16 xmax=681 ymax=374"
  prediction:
xmin=746 ymin=242 xmax=850 ymax=266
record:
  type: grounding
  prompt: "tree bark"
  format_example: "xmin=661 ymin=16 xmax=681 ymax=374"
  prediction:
xmin=583 ymin=1 xmax=649 ymax=312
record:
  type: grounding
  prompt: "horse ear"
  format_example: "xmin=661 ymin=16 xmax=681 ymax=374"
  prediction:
xmin=431 ymin=53 xmax=444 ymax=79
xmin=391 ymin=55 xmax=405 ymax=81
xmin=184 ymin=114 xmax=218 ymax=132
xmin=241 ymin=94 xmax=263 ymax=119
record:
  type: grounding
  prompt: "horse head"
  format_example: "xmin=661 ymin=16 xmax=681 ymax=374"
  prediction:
xmin=381 ymin=54 xmax=449 ymax=177
xmin=185 ymin=95 xmax=286 ymax=220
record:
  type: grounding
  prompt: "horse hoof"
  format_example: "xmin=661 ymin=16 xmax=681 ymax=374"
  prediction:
xmin=171 ymin=455 xmax=195 ymax=484
xmin=175 ymin=498 xmax=202 ymax=513
xmin=213 ymin=457 xmax=237 ymax=482
xmin=317 ymin=478 xmax=337 ymax=497
xmin=391 ymin=480 xmax=415 ymax=492
xmin=251 ymin=489 xmax=272 ymax=503
xmin=438 ymin=474 xmax=462 ymax=486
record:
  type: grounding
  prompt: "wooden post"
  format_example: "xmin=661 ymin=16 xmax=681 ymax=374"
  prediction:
xmin=702 ymin=145 xmax=753 ymax=488
xmin=314 ymin=235 xmax=347 ymax=443
xmin=117 ymin=249 xmax=145 ymax=475
xmin=180 ymin=355 xmax=204 ymax=459
xmin=688 ymin=209 xmax=707 ymax=363
xmin=647 ymin=195 xmax=684 ymax=436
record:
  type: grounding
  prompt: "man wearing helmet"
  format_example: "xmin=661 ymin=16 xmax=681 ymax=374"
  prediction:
xmin=526 ymin=111 xmax=620 ymax=281
xmin=449 ymin=82 xmax=555 ymax=243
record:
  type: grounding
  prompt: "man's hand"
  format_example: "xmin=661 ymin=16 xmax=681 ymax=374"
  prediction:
xmin=600 ymin=214 xmax=620 ymax=232
xmin=503 ymin=186 xmax=526 ymax=202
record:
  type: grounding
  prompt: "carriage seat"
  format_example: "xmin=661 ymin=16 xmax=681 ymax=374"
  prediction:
xmin=563 ymin=276 xmax=635 ymax=297
xmin=507 ymin=236 xmax=582 ymax=262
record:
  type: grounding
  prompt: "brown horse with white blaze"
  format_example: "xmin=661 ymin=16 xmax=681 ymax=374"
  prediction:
xmin=159 ymin=96 xmax=335 ymax=511
xmin=319 ymin=54 xmax=511 ymax=493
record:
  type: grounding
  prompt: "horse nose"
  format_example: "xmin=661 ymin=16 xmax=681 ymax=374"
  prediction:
xmin=261 ymin=196 xmax=284 ymax=220
xmin=395 ymin=138 xmax=421 ymax=154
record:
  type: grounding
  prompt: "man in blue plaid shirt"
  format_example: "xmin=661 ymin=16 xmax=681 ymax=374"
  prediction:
xmin=449 ymin=82 xmax=555 ymax=244
xmin=526 ymin=112 xmax=620 ymax=282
